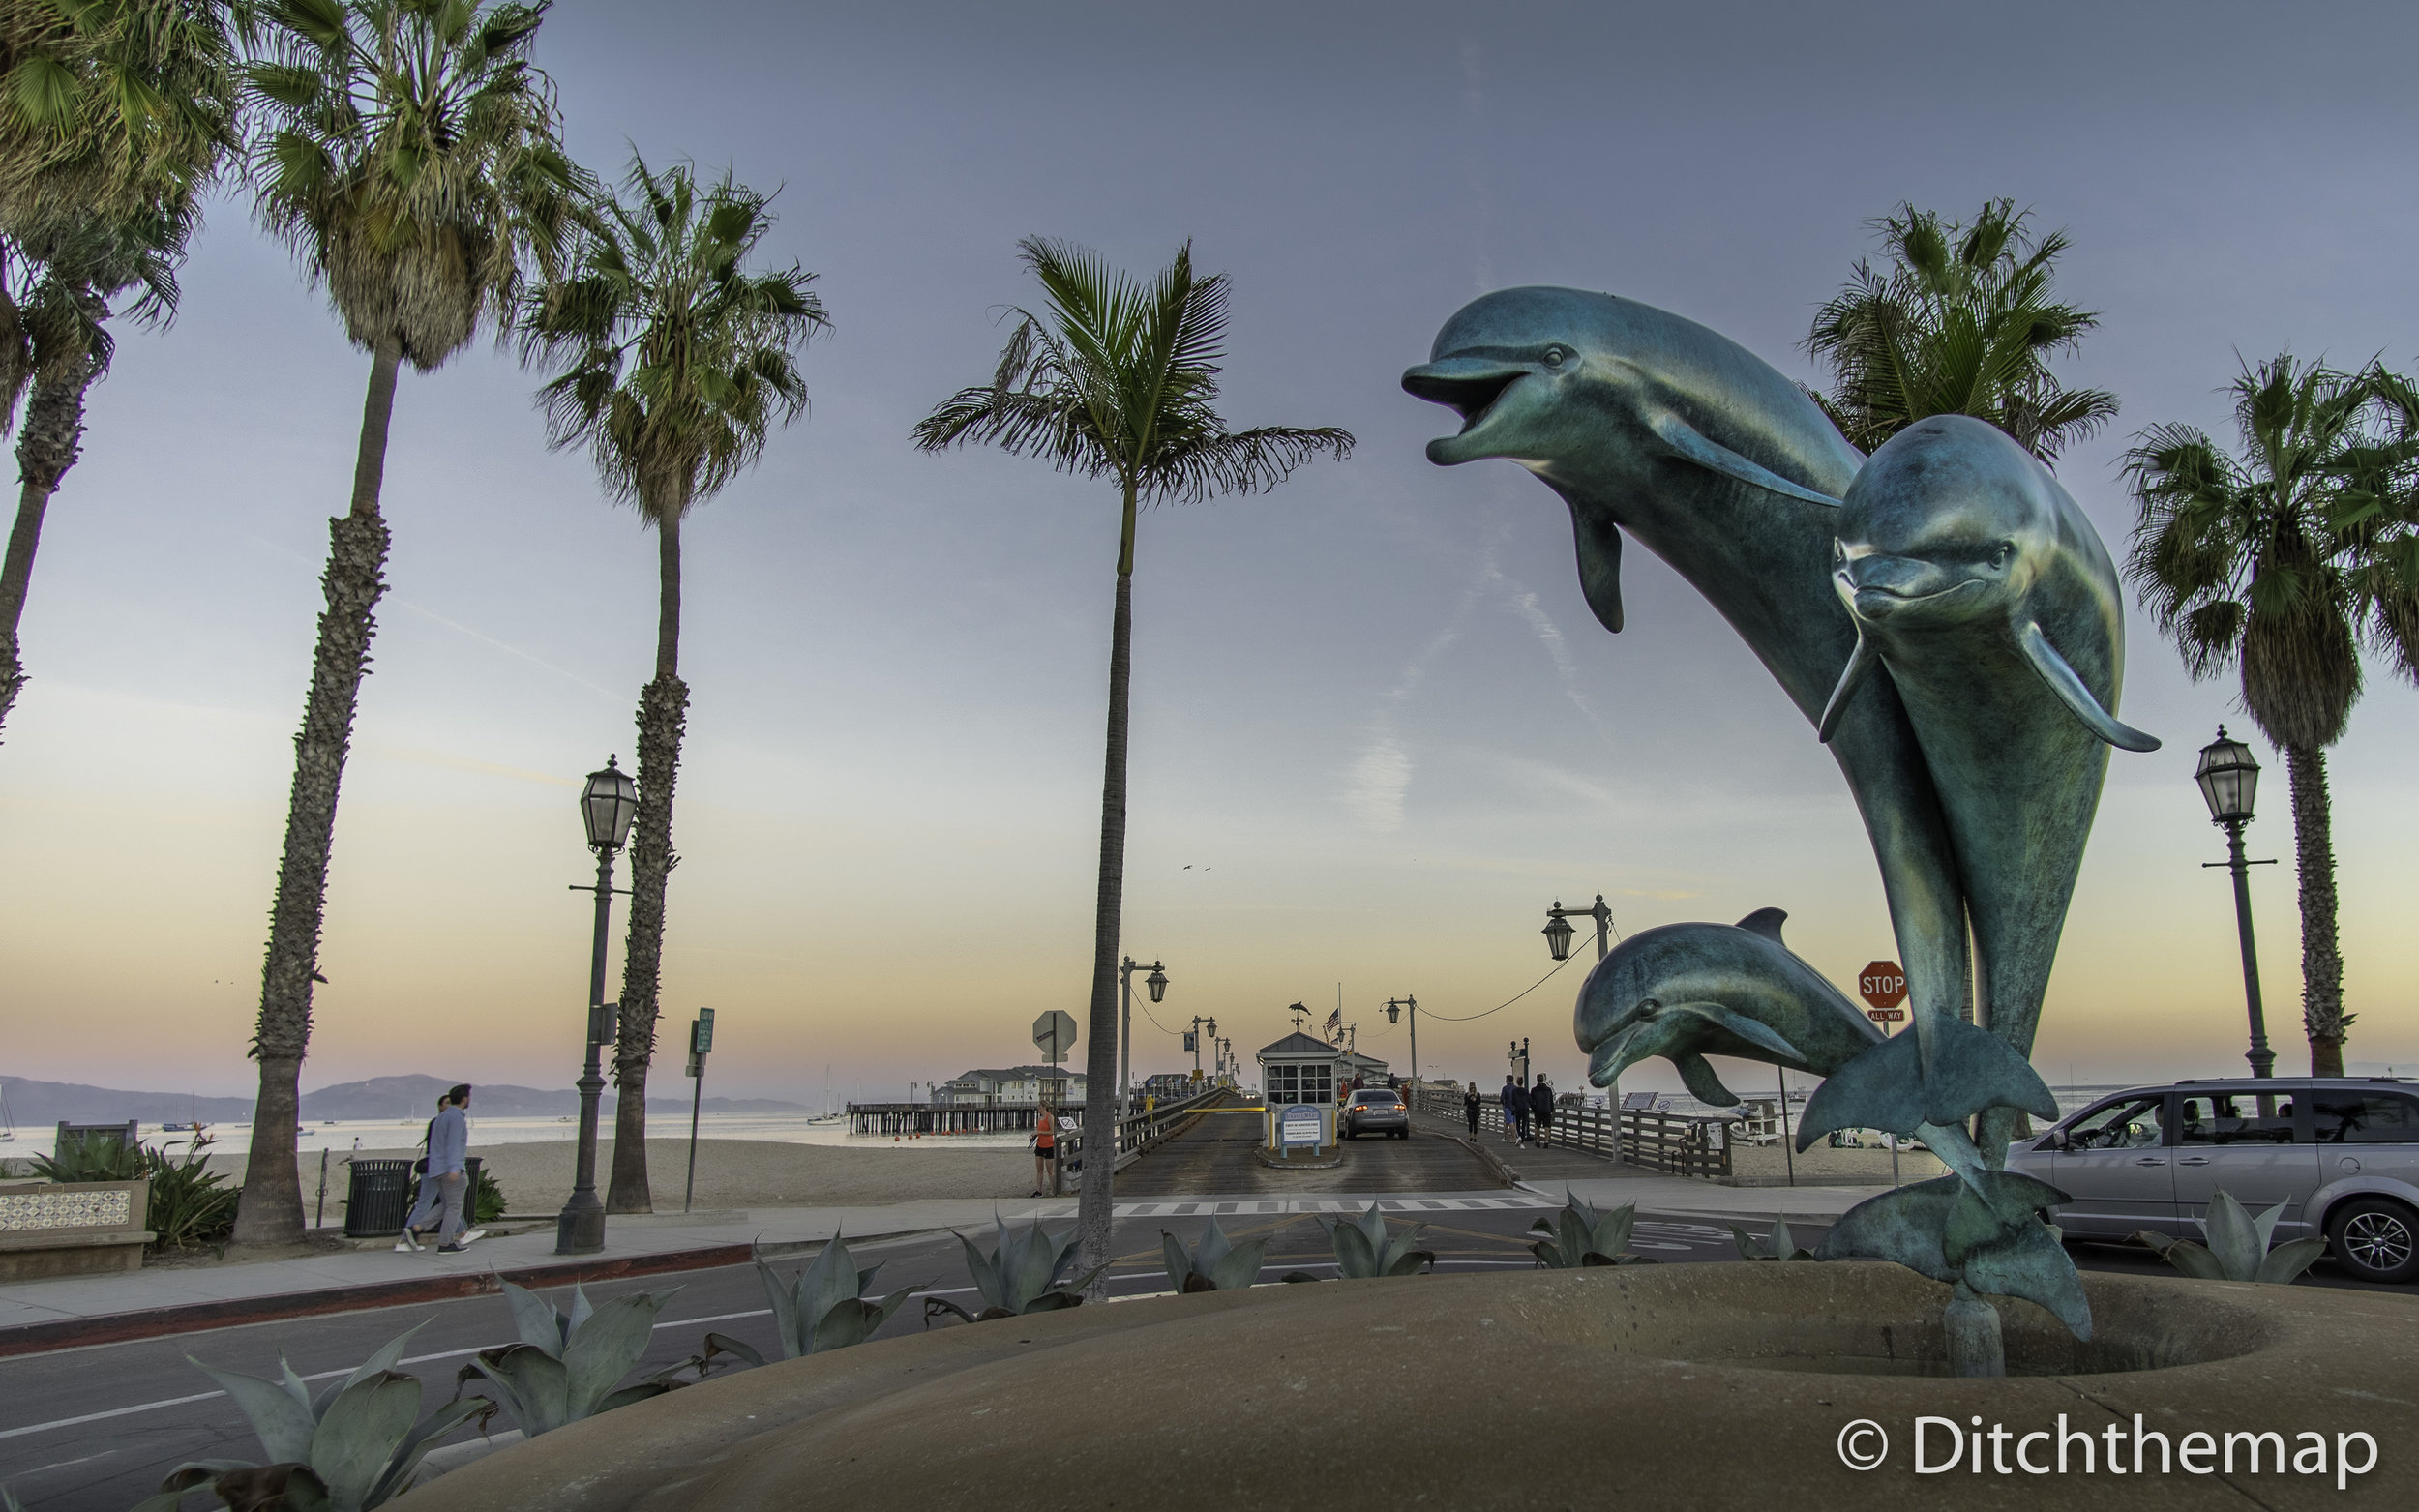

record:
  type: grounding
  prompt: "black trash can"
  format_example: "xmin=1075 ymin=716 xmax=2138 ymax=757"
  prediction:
xmin=343 ymin=1159 xmax=417 ymax=1237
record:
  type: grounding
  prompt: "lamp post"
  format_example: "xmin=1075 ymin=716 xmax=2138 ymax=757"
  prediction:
xmin=558 ymin=756 xmax=637 ymax=1255
xmin=1384 ymin=995 xmax=1419 ymax=1088
xmin=1187 ymin=1015 xmax=1217 ymax=1080
xmin=2195 ymin=727 xmax=2278 ymax=1080
xmin=1544 ymin=895 xmax=1613 ymax=963
xmin=1118 ymin=957 xmax=1168 ymax=1112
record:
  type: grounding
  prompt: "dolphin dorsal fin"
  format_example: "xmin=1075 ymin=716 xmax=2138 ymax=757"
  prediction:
xmin=1817 ymin=624 xmax=1879 ymax=744
xmin=1651 ymin=413 xmax=1843 ymax=508
xmin=2016 ymin=622 xmax=2161 ymax=753
xmin=1735 ymin=907 xmax=1789 ymax=943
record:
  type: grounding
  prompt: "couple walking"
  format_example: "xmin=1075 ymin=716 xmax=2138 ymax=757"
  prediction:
xmin=1497 ymin=1073 xmax=1557 ymax=1149
xmin=395 ymin=1083 xmax=488 ymax=1254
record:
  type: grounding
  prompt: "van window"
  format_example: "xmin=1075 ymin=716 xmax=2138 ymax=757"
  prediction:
xmin=2312 ymin=1092 xmax=2419 ymax=1144
xmin=2064 ymin=1096 xmax=2164 ymax=1151
xmin=2175 ymin=1093 xmax=2297 ymax=1144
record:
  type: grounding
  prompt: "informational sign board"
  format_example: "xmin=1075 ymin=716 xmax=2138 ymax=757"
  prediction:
xmin=1867 ymin=1007 xmax=1906 ymax=1023
xmin=690 ymin=1007 xmax=715 ymax=1056
xmin=1032 ymin=1010 xmax=1078 ymax=1061
xmin=1858 ymin=961 xmax=1908 ymax=1009
xmin=1621 ymin=1090 xmax=1659 ymax=1111
xmin=1279 ymin=1104 xmax=1322 ymax=1146
xmin=1182 ymin=1031 xmax=1198 ymax=1052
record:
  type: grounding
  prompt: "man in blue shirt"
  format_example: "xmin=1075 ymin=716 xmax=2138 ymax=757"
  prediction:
xmin=399 ymin=1084 xmax=485 ymax=1253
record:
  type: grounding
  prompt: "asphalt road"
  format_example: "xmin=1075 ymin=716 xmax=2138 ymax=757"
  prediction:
xmin=3 ymin=1202 xmax=2405 ymax=1509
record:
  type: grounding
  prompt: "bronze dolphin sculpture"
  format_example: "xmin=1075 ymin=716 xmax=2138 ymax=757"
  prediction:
xmin=1807 ymin=415 xmax=2156 ymax=1155
xmin=1574 ymin=908 xmax=2048 ymax=1190
xmin=1403 ymin=288 xmax=2039 ymax=1132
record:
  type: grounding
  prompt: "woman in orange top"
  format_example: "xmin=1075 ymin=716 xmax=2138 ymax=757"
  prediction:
xmin=1031 ymin=1099 xmax=1057 ymax=1196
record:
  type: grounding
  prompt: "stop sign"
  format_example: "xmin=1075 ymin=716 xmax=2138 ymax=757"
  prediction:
xmin=1859 ymin=961 xmax=1907 ymax=1009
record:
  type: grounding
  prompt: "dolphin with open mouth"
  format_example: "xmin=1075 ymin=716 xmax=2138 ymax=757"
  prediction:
xmin=1404 ymin=288 xmax=2043 ymax=1133
xmin=1806 ymin=414 xmax=2157 ymax=1154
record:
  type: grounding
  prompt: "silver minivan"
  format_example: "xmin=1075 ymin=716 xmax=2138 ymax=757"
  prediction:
xmin=2009 ymin=1078 xmax=2419 ymax=1284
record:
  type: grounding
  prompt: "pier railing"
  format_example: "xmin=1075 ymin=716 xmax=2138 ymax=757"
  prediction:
xmin=1409 ymin=1087 xmax=1736 ymax=1180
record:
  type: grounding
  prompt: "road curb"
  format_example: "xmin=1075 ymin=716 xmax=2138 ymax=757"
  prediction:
xmin=0 ymin=1229 xmax=936 ymax=1359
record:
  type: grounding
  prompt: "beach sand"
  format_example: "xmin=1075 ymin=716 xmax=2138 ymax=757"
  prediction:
xmin=219 ymin=1138 xmax=1033 ymax=1214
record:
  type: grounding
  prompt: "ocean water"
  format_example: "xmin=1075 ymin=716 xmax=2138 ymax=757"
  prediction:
xmin=114 ymin=1113 xmax=1034 ymax=1161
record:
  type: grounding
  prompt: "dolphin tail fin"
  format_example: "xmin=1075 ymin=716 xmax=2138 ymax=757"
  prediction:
xmin=2017 ymin=621 xmax=2160 ymax=752
xmin=1815 ymin=1173 xmax=2091 ymax=1340
xmin=1798 ymin=1018 xmax=2058 ymax=1149
xmin=1816 ymin=628 xmax=1879 ymax=744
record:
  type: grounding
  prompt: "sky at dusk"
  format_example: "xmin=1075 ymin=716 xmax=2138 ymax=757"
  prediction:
xmin=5 ymin=0 xmax=2417 ymax=1109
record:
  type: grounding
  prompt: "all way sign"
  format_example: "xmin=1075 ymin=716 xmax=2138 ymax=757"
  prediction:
xmin=1860 ymin=961 xmax=1906 ymax=1023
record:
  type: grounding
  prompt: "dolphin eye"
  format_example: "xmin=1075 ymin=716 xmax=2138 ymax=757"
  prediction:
xmin=1990 ymin=541 xmax=2016 ymax=570
xmin=1636 ymin=998 xmax=1659 ymax=1018
xmin=1541 ymin=346 xmax=1568 ymax=369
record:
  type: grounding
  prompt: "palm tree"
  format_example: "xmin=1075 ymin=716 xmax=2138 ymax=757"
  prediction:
xmin=523 ymin=157 xmax=827 ymax=1212
xmin=0 ymin=0 xmax=242 ymax=741
xmin=230 ymin=0 xmax=580 ymax=1248
xmin=1804 ymin=199 xmax=2119 ymax=463
xmin=912 ymin=239 xmax=1352 ymax=1284
xmin=2124 ymin=356 xmax=2419 ymax=1075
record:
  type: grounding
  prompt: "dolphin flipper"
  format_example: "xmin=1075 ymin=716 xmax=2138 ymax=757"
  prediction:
xmin=1651 ymin=413 xmax=1844 ymax=508
xmin=2016 ymin=622 xmax=2160 ymax=753
xmin=1799 ymin=1018 xmax=2058 ymax=1145
xmin=1817 ymin=1174 xmax=2092 ymax=1340
xmin=1816 ymin=627 xmax=1879 ymax=745
xmin=1571 ymin=506 xmax=1626 ymax=635
xmin=1668 ymin=1001 xmax=1808 ymax=1066
xmin=1673 ymin=1052 xmax=1739 ymax=1108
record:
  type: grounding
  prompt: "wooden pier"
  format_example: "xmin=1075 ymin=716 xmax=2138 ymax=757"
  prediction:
xmin=845 ymin=1102 xmax=1052 ymax=1137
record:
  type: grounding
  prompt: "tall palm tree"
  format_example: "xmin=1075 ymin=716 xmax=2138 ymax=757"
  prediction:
xmin=230 ymin=0 xmax=579 ymax=1248
xmin=912 ymin=239 xmax=1352 ymax=1285
xmin=1805 ymin=199 xmax=2119 ymax=463
xmin=2124 ymin=356 xmax=2419 ymax=1075
xmin=0 ymin=0 xmax=242 ymax=740
xmin=523 ymin=157 xmax=826 ymax=1212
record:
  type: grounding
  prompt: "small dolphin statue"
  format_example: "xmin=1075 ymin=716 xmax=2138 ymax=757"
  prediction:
xmin=1810 ymin=415 xmax=2156 ymax=1154
xmin=1574 ymin=908 xmax=2052 ymax=1194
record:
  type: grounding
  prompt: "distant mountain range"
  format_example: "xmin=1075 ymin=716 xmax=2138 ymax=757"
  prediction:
xmin=2 ymin=1073 xmax=802 ymax=1128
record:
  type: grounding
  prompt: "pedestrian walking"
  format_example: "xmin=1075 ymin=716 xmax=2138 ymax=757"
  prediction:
xmin=396 ymin=1093 xmax=447 ymax=1251
xmin=1031 ymin=1099 xmax=1058 ymax=1196
xmin=402 ymin=1084 xmax=483 ymax=1254
xmin=1530 ymin=1075 xmax=1556 ymax=1149
xmin=1500 ymin=1074 xmax=1527 ymax=1146
xmin=1463 ymin=1082 xmax=1482 ymax=1137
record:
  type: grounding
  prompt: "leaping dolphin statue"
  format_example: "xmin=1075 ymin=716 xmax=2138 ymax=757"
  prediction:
xmin=1402 ymin=288 xmax=2036 ymax=1131
xmin=1807 ymin=415 xmax=2156 ymax=1156
xmin=1573 ymin=908 xmax=2053 ymax=1196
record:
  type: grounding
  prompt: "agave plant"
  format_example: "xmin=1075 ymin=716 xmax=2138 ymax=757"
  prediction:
xmin=133 ymin=1321 xmax=482 ymax=1511
xmin=2135 ymin=1190 xmax=2327 ymax=1285
xmin=924 ymin=1214 xmax=1110 ymax=1323
xmin=456 ymin=1282 xmax=684 ymax=1437
xmin=1529 ymin=1197 xmax=1658 ymax=1269
xmin=1161 ymin=1218 xmax=1269 ymax=1292
xmin=1730 ymin=1216 xmax=1818 ymax=1261
xmin=703 ymin=1234 xmax=922 ymax=1365
xmin=1283 ymin=1203 xmax=1435 ymax=1281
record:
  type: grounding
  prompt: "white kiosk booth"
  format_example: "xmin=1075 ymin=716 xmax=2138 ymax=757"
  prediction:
xmin=1256 ymin=1031 xmax=1345 ymax=1158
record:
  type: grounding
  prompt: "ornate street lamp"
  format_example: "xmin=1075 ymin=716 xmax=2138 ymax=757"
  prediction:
xmin=2195 ymin=728 xmax=2276 ymax=1079
xmin=1385 ymin=994 xmax=1419 ymax=1088
xmin=1118 ymin=957 xmax=1169 ymax=1112
xmin=559 ymin=756 xmax=637 ymax=1255
xmin=1543 ymin=895 xmax=1612 ymax=963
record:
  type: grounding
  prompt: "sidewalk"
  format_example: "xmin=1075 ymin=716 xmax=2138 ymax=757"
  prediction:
xmin=0 ymin=1198 xmax=1076 ymax=1357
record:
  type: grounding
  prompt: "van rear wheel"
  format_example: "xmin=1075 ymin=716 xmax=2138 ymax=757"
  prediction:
xmin=2328 ymin=1197 xmax=2419 ymax=1284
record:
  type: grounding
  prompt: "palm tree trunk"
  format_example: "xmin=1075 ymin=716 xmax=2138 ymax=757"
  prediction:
xmin=229 ymin=340 xmax=401 ymax=1250
xmin=608 ymin=506 xmax=688 ymax=1213
xmin=0 ymin=342 xmax=98 ymax=743
xmin=2285 ymin=743 xmax=2347 ymax=1076
xmin=1076 ymin=489 xmax=1137 ymax=1291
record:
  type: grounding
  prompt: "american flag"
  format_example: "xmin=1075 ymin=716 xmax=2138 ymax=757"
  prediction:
xmin=1324 ymin=1006 xmax=1343 ymax=1038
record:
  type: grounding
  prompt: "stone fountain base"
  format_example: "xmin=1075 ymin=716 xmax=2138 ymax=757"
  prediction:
xmin=404 ymin=1263 xmax=2414 ymax=1510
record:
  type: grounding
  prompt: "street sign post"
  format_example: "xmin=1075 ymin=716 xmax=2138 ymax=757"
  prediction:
xmin=1032 ymin=1009 xmax=1078 ymax=1102
xmin=1859 ymin=961 xmax=1907 ymax=1018
xmin=682 ymin=1007 xmax=715 ymax=1213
